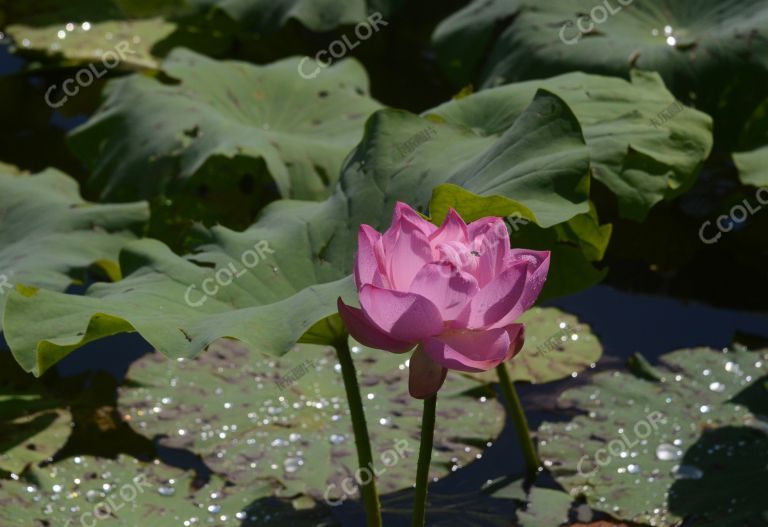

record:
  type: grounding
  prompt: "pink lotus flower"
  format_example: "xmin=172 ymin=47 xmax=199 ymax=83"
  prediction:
xmin=338 ymin=202 xmax=550 ymax=398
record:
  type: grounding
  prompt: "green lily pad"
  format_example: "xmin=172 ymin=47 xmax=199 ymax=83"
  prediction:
xmin=117 ymin=339 xmax=504 ymax=500
xmin=0 ymin=355 xmax=72 ymax=474
xmin=427 ymin=71 xmax=713 ymax=220
xmin=69 ymin=48 xmax=382 ymax=210
xmin=668 ymin=425 xmax=768 ymax=527
xmin=538 ymin=346 xmax=768 ymax=526
xmin=0 ymin=167 xmax=148 ymax=331
xmin=487 ymin=478 xmax=573 ymax=527
xmin=0 ymin=454 xmax=335 ymax=526
xmin=6 ymin=18 xmax=175 ymax=69
xmin=4 ymin=90 xmax=595 ymax=374
xmin=517 ymin=487 xmax=573 ymax=527
xmin=0 ymin=0 xmax=201 ymax=67
xmin=461 ymin=307 xmax=603 ymax=385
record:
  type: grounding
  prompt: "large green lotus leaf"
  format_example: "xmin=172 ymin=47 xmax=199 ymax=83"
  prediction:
xmin=0 ymin=454 xmax=335 ymax=526
xmin=4 ymin=211 xmax=356 ymax=375
xmin=431 ymin=0 xmax=522 ymax=87
xmin=0 ymin=167 xmax=148 ymax=331
xmin=538 ymin=347 xmax=768 ymax=526
xmin=117 ymin=339 xmax=503 ymax=499
xmin=197 ymin=0 xmax=413 ymax=34
xmin=69 ymin=48 xmax=381 ymax=207
xmin=340 ymin=89 xmax=589 ymax=229
xmin=0 ymin=355 xmax=71 ymax=474
xmin=427 ymin=71 xmax=713 ymax=220
xmin=433 ymin=0 xmax=768 ymax=144
xmin=198 ymin=0 xmax=367 ymax=33
xmin=459 ymin=307 xmax=602 ymax=385
xmin=4 ymin=90 xmax=593 ymax=374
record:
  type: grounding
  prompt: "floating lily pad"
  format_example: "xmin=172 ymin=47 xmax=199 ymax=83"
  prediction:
xmin=0 ymin=454 xmax=335 ymax=526
xmin=0 ymin=167 xmax=148 ymax=332
xmin=6 ymin=18 xmax=175 ymax=69
xmin=461 ymin=307 xmax=603 ymax=385
xmin=517 ymin=487 xmax=573 ymax=527
xmin=0 ymin=355 xmax=72 ymax=474
xmin=117 ymin=339 xmax=504 ymax=500
xmin=538 ymin=346 xmax=768 ymax=526
xmin=1 ymin=0 xmax=199 ymax=67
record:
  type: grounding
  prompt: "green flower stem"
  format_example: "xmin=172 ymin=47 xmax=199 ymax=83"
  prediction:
xmin=495 ymin=363 xmax=541 ymax=480
xmin=334 ymin=337 xmax=382 ymax=527
xmin=412 ymin=394 xmax=437 ymax=527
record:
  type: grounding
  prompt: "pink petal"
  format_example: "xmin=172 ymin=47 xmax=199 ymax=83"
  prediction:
xmin=421 ymin=327 xmax=511 ymax=372
xmin=429 ymin=209 xmax=469 ymax=247
xmin=359 ymin=284 xmax=444 ymax=342
xmin=385 ymin=217 xmax=433 ymax=290
xmin=465 ymin=261 xmax=529 ymax=329
xmin=354 ymin=225 xmax=389 ymax=289
xmin=502 ymin=323 xmax=525 ymax=363
xmin=338 ymin=298 xmax=414 ymax=353
xmin=508 ymin=249 xmax=551 ymax=310
xmin=467 ymin=216 xmax=503 ymax=240
xmin=383 ymin=203 xmax=435 ymax=251
xmin=408 ymin=345 xmax=448 ymax=399
xmin=471 ymin=218 xmax=510 ymax=287
xmin=408 ymin=262 xmax=478 ymax=321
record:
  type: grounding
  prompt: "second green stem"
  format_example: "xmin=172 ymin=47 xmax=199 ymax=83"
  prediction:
xmin=495 ymin=363 xmax=541 ymax=480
